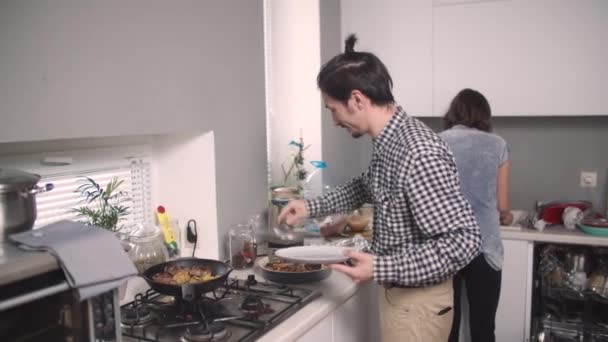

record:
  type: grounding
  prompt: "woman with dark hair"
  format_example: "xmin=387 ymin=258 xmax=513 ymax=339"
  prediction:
xmin=440 ymin=88 xmax=513 ymax=342
xmin=279 ymin=35 xmax=482 ymax=342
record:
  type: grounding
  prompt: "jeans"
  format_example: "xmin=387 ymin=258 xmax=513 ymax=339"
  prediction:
xmin=448 ymin=254 xmax=502 ymax=342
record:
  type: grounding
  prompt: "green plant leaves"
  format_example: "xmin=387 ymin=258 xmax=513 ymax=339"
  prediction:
xmin=71 ymin=176 xmax=131 ymax=232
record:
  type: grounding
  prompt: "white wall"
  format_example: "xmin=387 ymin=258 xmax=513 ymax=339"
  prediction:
xmin=152 ymin=132 xmax=219 ymax=259
xmin=267 ymin=0 xmax=323 ymax=190
xmin=266 ymin=0 xmax=367 ymax=193
xmin=0 ymin=0 xmax=268 ymax=259
xmin=319 ymin=0 xmax=367 ymax=187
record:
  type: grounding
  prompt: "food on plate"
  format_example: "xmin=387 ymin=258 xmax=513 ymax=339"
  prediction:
xmin=265 ymin=261 xmax=323 ymax=273
xmin=151 ymin=264 xmax=216 ymax=285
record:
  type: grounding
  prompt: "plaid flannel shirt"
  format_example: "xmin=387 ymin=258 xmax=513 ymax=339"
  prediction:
xmin=306 ymin=106 xmax=481 ymax=287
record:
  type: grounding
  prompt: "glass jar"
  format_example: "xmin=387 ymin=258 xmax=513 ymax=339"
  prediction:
xmin=229 ymin=223 xmax=256 ymax=269
xmin=127 ymin=223 xmax=169 ymax=274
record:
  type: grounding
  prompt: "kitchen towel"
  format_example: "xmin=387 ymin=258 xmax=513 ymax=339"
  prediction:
xmin=9 ymin=220 xmax=137 ymax=300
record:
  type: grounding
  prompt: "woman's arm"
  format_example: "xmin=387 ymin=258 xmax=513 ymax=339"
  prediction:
xmin=497 ymin=160 xmax=513 ymax=225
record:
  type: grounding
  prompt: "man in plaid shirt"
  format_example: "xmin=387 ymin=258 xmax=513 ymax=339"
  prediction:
xmin=278 ymin=34 xmax=481 ymax=342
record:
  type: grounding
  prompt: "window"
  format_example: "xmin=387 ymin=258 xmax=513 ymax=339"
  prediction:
xmin=34 ymin=159 xmax=152 ymax=230
xmin=0 ymin=144 xmax=153 ymax=231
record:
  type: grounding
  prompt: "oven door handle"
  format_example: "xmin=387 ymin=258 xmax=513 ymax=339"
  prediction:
xmin=0 ymin=281 xmax=70 ymax=311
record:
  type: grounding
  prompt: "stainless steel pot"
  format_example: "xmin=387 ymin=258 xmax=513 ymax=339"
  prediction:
xmin=0 ymin=169 xmax=53 ymax=241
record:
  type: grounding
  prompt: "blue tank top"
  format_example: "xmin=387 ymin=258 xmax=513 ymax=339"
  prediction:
xmin=440 ymin=125 xmax=509 ymax=270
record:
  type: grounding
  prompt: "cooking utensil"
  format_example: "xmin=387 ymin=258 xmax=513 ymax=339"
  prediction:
xmin=141 ymin=257 xmax=232 ymax=301
xmin=0 ymin=168 xmax=53 ymax=241
xmin=256 ymin=256 xmax=331 ymax=284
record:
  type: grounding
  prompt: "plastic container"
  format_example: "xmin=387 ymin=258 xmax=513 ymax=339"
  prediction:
xmin=302 ymin=160 xmax=328 ymax=200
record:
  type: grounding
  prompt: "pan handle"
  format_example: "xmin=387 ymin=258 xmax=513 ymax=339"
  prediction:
xmin=182 ymin=283 xmax=196 ymax=301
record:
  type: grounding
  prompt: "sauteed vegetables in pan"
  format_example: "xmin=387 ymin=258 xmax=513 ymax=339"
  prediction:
xmin=265 ymin=261 xmax=323 ymax=273
xmin=151 ymin=264 xmax=217 ymax=285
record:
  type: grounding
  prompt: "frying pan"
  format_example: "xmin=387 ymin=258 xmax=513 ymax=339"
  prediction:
xmin=142 ymin=257 xmax=233 ymax=301
xmin=256 ymin=256 xmax=331 ymax=284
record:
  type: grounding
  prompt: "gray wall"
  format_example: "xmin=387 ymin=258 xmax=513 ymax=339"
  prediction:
xmin=0 ymin=0 xmax=268 ymax=259
xmin=419 ymin=117 xmax=608 ymax=214
xmin=319 ymin=0 xmax=367 ymax=187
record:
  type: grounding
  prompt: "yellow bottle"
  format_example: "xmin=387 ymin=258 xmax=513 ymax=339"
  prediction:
xmin=156 ymin=206 xmax=178 ymax=256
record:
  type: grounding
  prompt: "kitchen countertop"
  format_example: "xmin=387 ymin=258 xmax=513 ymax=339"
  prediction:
xmin=0 ymin=241 xmax=60 ymax=286
xmin=500 ymin=225 xmax=608 ymax=246
xmin=230 ymin=266 xmax=360 ymax=342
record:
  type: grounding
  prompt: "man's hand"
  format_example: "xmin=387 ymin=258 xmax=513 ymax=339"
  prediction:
xmin=329 ymin=250 xmax=373 ymax=284
xmin=277 ymin=199 xmax=308 ymax=227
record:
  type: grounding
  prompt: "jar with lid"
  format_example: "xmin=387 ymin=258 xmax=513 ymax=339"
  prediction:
xmin=127 ymin=223 xmax=169 ymax=274
xmin=229 ymin=223 xmax=256 ymax=269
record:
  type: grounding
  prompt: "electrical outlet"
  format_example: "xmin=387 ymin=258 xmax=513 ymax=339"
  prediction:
xmin=580 ymin=171 xmax=597 ymax=188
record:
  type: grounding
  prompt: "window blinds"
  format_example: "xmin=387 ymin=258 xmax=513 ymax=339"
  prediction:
xmin=34 ymin=158 xmax=153 ymax=230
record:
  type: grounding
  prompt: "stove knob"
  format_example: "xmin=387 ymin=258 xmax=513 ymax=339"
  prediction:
xmin=246 ymin=274 xmax=257 ymax=286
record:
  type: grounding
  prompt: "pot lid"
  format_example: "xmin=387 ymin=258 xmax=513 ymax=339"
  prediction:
xmin=0 ymin=168 xmax=41 ymax=191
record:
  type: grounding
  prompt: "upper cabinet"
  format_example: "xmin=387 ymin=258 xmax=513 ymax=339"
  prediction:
xmin=341 ymin=0 xmax=434 ymax=116
xmin=433 ymin=0 xmax=608 ymax=116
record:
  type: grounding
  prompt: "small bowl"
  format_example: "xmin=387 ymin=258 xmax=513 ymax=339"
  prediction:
xmin=348 ymin=215 xmax=370 ymax=232
xmin=318 ymin=214 xmax=348 ymax=237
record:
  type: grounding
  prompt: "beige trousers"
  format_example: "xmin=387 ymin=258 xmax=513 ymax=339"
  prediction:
xmin=379 ymin=278 xmax=453 ymax=342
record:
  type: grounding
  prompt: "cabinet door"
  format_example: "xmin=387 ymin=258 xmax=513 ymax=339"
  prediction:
xmin=496 ymin=239 xmax=532 ymax=342
xmin=341 ymin=0 xmax=433 ymax=116
xmin=333 ymin=282 xmax=381 ymax=342
xmin=433 ymin=0 xmax=608 ymax=116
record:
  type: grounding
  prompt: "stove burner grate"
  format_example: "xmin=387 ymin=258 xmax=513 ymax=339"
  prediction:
xmin=121 ymin=306 xmax=153 ymax=326
xmin=181 ymin=321 xmax=229 ymax=342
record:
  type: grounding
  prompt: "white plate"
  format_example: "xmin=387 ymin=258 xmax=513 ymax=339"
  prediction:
xmin=275 ymin=246 xmax=351 ymax=264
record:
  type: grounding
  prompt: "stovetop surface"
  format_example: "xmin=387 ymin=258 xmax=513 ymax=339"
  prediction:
xmin=120 ymin=276 xmax=320 ymax=342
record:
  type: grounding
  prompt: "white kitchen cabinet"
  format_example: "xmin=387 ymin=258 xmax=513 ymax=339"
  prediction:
xmin=457 ymin=238 xmax=533 ymax=342
xmin=333 ymin=282 xmax=380 ymax=342
xmin=297 ymin=282 xmax=381 ymax=342
xmin=495 ymin=239 xmax=534 ymax=342
xmin=341 ymin=0 xmax=434 ymax=116
xmin=433 ymin=0 xmax=608 ymax=116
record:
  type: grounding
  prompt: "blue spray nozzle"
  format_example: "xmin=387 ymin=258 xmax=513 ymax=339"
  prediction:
xmin=310 ymin=160 xmax=327 ymax=169
xmin=305 ymin=160 xmax=327 ymax=184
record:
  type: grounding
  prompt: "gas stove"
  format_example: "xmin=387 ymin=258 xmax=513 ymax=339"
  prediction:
xmin=120 ymin=275 xmax=320 ymax=342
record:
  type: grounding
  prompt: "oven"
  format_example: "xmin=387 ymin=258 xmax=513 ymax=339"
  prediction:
xmin=0 ymin=242 xmax=122 ymax=342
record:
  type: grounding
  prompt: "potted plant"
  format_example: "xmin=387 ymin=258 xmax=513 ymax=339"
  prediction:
xmin=279 ymin=137 xmax=310 ymax=193
xmin=71 ymin=176 xmax=130 ymax=234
